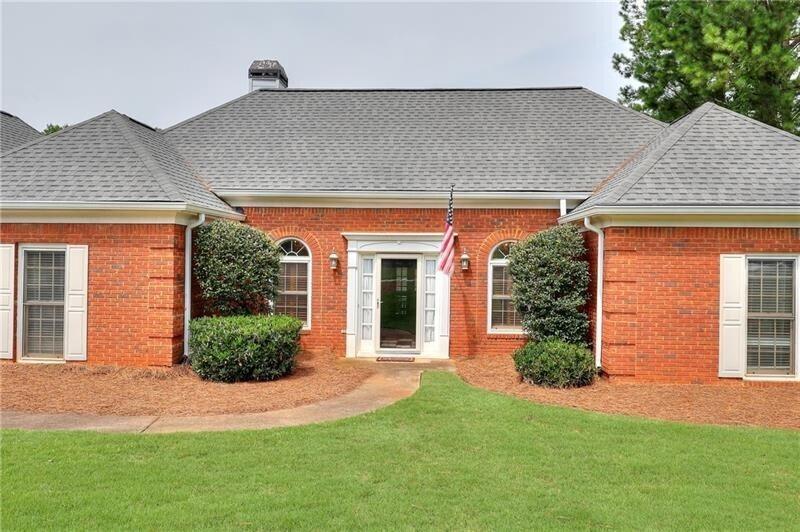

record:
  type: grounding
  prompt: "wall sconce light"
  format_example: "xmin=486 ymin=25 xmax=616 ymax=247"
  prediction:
xmin=328 ymin=250 xmax=340 ymax=270
xmin=460 ymin=249 xmax=470 ymax=271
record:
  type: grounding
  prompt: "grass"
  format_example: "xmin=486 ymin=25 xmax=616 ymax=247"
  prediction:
xmin=2 ymin=372 xmax=799 ymax=530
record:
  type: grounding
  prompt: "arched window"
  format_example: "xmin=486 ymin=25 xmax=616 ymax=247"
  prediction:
xmin=488 ymin=241 xmax=521 ymax=332
xmin=276 ymin=238 xmax=311 ymax=328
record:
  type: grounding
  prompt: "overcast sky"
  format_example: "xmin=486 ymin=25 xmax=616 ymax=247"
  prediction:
xmin=2 ymin=2 xmax=628 ymax=131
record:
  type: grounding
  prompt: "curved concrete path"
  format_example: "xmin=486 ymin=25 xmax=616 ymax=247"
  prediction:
xmin=0 ymin=360 xmax=454 ymax=434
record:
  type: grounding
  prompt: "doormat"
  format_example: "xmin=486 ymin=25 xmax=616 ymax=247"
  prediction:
xmin=376 ymin=356 xmax=415 ymax=363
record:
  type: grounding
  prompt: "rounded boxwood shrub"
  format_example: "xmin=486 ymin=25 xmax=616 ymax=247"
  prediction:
xmin=194 ymin=220 xmax=280 ymax=316
xmin=189 ymin=315 xmax=303 ymax=383
xmin=513 ymin=340 xmax=596 ymax=388
xmin=508 ymin=224 xmax=589 ymax=346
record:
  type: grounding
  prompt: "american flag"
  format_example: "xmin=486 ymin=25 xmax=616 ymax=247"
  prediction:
xmin=438 ymin=185 xmax=455 ymax=275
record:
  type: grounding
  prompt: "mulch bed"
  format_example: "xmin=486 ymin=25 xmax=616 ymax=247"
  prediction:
xmin=456 ymin=356 xmax=800 ymax=429
xmin=0 ymin=352 xmax=374 ymax=417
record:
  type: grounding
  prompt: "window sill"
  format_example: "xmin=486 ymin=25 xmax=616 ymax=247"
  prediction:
xmin=743 ymin=373 xmax=799 ymax=382
xmin=18 ymin=358 xmax=66 ymax=364
xmin=486 ymin=329 xmax=526 ymax=339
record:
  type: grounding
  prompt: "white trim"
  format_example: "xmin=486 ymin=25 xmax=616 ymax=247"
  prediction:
xmin=0 ymin=202 xmax=244 ymax=221
xmin=375 ymin=254 xmax=423 ymax=355
xmin=344 ymin=233 xmax=450 ymax=359
xmin=742 ymin=255 xmax=799 ymax=379
xmin=584 ymin=217 xmax=604 ymax=368
xmin=487 ymin=241 xmax=524 ymax=335
xmin=221 ymin=191 xmax=588 ymax=210
xmin=16 ymin=244 xmax=69 ymax=363
xmin=0 ymin=210 xmax=201 ymax=225
xmin=560 ymin=205 xmax=800 ymax=225
xmin=276 ymin=238 xmax=313 ymax=330
xmin=0 ymin=244 xmax=14 ymax=359
xmin=184 ymin=214 xmax=205 ymax=359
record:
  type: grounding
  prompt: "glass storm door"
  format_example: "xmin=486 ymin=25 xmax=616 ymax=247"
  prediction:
xmin=23 ymin=250 xmax=66 ymax=360
xmin=378 ymin=258 xmax=418 ymax=350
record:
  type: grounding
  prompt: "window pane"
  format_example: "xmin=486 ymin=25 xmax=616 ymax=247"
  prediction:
xmin=275 ymin=293 xmax=308 ymax=322
xmin=279 ymin=239 xmax=309 ymax=257
xmin=277 ymin=261 xmax=308 ymax=324
xmin=279 ymin=262 xmax=308 ymax=293
xmin=23 ymin=250 xmax=66 ymax=358
xmin=746 ymin=259 xmax=794 ymax=375
xmin=492 ymin=265 xmax=513 ymax=296
xmin=491 ymin=242 xmax=514 ymax=260
xmin=491 ymin=297 xmax=522 ymax=329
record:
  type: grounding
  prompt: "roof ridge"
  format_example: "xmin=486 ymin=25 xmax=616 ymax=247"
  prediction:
xmin=705 ymin=102 xmax=800 ymax=142
xmin=110 ymin=111 xmax=184 ymax=202
xmin=604 ymin=103 xmax=716 ymax=205
xmin=578 ymin=87 xmax=667 ymax=128
xmin=0 ymin=110 xmax=115 ymax=158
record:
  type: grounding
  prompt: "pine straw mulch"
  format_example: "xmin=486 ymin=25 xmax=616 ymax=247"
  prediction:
xmin=456 ymin=356 xmax=800 ymax=430
xmin=0 ymin=352 xmax=375 ymax=417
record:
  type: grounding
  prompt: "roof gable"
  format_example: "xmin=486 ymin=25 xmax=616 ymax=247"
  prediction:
xmin=1 ymin=110 xmax=236 ymax=215
xmin=164 ymin=87 xmax=666 ymax=193
xmin=572 ymin=103 xmax=800 ymax=213
xmin=1 ymin=111 xmax=41 ymax=154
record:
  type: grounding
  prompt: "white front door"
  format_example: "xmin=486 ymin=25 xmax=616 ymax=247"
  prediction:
xmin=376 ymin=255 xmax=422 ymax=353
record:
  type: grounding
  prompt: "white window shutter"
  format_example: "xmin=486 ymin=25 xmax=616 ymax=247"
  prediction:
xmin=65 ymin=245 xmax=88 ymax=361
xmin=0 ymin=244 xmax=14 ymax=359
xmin=719 ymin=254 xmax=746 ymax=377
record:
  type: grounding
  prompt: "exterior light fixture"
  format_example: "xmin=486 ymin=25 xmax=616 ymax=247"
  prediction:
xmin=328 ymin=251 xmax=340 ymax=270
xmin=460 ymin=249 xmax=470 ymax=271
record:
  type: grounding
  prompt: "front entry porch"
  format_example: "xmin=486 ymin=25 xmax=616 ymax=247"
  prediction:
xmin=343 ymin=233 xmax=451 ymax=359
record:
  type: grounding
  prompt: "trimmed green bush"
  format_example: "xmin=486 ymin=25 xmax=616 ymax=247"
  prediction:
xmin=194 ymin=220 xmax=280 ymax=316
xmin=513 ymin=340 xmax=596 ymax=388
xmin=508 ymin=224 xmax=589 ymax=345
xmin=189 ymin=315 xmax=303 ymax=383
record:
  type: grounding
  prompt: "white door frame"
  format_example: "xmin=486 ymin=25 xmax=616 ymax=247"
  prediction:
xmin=343 ymin=233 xmax=451 ymax=359
xmin=375 ymin=254 xmax=423 ymax=355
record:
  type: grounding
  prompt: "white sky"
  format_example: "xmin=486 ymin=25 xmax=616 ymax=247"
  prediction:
xmin=1 ymin=2 xmax=628 ymax=130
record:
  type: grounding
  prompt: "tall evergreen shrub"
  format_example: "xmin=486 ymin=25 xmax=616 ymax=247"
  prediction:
xmin=508 ymin=225 xmax=589 ymax=345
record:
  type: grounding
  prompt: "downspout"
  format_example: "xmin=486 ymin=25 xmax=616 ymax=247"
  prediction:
xmin=583 ymin=217 xmax=603 ymax=368
xmin=184 ymin=213 xmax=206 ymax=359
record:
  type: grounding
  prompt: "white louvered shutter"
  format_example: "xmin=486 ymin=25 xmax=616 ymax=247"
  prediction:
xmin=65 ymin=245 xmax=88 ymax=361
xmin=719 ymin=254 xmax=746 ymax=377
xmin=0 ymin=244 xmax=14 ymax=359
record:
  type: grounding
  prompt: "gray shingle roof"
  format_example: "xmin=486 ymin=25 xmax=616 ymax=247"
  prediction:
xmin=571 ymin=103 xmax=800 ymax=214
xmin=1 ymin=111 xmax=41 ymax=154
xmin=1 ymin=110 xmax=237 ymax=215
xmin=163 ymin=88 xmax=665 ymax=193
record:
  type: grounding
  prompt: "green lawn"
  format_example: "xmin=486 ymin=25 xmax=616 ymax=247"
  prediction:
xmin=2 ymin=372 xmax=799 ymax=530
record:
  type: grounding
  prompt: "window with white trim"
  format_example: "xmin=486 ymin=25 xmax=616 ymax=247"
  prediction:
xmin=276 ymin=239 xmax=311 ymax=328
xmin=488 ymin=241 xmax=522 ymax=331
xmin=22 ymin=249 xmax=66 ymax=359
xmin=746 ymin=258 xmax=795 ymax=375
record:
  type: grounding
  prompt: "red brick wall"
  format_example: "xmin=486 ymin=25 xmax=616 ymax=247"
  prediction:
xmin=0 ymin=223 xmax=185 ymax=366
xmin=601 ymin=227 xmax=800 ymax=383
xmin=244 ymin=208 xmax=560 ymax=357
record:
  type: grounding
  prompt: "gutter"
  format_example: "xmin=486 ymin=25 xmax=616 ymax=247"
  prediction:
xmin=184 ymin=213 xmax=206 ymax=359
xmin=583 ymin=217 xmax=603 ymax=368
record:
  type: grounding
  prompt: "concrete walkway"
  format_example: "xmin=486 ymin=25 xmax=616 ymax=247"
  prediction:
xmin=0 ymin=360 xmax=454 ymax=434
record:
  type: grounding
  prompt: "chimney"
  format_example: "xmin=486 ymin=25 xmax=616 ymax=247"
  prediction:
xmin=248 ymin=60 xmax=288 ymax=90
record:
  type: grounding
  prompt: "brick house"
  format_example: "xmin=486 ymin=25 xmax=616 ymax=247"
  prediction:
xmin=1 ymin=61 xmax=798 ymax=383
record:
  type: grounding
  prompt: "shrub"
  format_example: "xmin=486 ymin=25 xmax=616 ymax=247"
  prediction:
xmin=189 ymin=315 xmax=303 ymax=383
xmin=194 ymin=220 xmax=280 ymax=316
xmin=513 ymin=340 xmax=596 ymax=388
xmin=508 ymin=224 xmax=589 ymax=345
